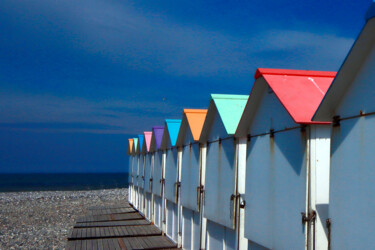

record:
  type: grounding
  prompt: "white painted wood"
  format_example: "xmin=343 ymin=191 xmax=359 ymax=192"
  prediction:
xmin=309 ymin=125 xmax=331 ymax=250
xmin=177 ymin=148 xmax=183 ymax=247
xmin=237 ymin=138 xmax=248 ymax=250
xmin=200 ymin=144 xmax=207 ymax=250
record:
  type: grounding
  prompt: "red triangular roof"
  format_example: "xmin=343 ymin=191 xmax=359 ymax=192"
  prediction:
xmin=255 ymin=68 xmax=336 ymax=124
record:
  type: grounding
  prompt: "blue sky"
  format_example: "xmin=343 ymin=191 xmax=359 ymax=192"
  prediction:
xmin=0 ymin=0 xmax=371 ymax=173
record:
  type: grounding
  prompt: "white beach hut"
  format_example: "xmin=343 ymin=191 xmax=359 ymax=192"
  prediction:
xmin=160 ymin=119 xmax=182 ymax=243
xmin=142 ymin=131 xmax=153 ymax=220
xmin=312 ymin=4 xmax=375 ymax=249
xmin=199 ymin=94 xmax=248 ymax=250
xmin=132 ymin=137 xmax=139 ymax=209
xmin=176 ymin=109 xmax=207 ymax=250
xmin=235 ymin=68 xmax=336 ymax=249
xmin=136 ymin=134 xmax=145 ymax=214
xmin=150 ymin=126 xmax=165 ymax=229
xmin=127 ymin=138 xmax=134 ymax=205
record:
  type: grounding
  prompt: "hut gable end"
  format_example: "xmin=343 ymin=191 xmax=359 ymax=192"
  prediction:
xmin=249 ymin=80 xmax=296 ymax=135
xmin=314 ymin=12 xmax=375 ymax=120
xmin=200 ymin=94 xmax=248 ymax=142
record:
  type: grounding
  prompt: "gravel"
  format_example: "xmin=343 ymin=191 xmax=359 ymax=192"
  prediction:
xmin=0 ymin=188 xmax=128 ymax=249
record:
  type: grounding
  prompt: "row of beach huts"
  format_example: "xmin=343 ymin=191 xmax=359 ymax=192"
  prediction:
xmin=126 ymin=4 xmax=375 ymax=250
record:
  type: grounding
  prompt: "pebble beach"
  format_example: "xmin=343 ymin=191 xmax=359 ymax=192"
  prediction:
xmin=0 ymin=188 xmax=129 ymax=249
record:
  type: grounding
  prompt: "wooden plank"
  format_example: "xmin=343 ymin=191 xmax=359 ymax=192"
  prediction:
xmin=81 ymin=239 xmax=87 ymax=250
xmin=107 ymin=237 xmax=116 ymax=250
xmin=97 ymin=239 xmax=104 ymax=250
xmin=112 ymin=238 xmax=122 ymax=250
xmin=67 ymin=204 xmax=180 ymax=250
xmin=75 ymin=219 xmax=150 ymax=228
xmin=117 ymin=238 xmax=127 ymax=250
xmin=87 ymin=239 xmax=93 ymax=250
xmin=89 ymin=204 xmax=131 ymax=210
xmin=121 ymin=237 xmax=133 ymax=249
xmin=77 ymin=213 xmax=142 ymax=223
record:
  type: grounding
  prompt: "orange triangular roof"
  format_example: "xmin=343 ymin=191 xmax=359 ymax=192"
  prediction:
xmin=127 ymin=138 xmax=134 ymax=155
xmin=184 ymin=109 xmax=207 ymax=140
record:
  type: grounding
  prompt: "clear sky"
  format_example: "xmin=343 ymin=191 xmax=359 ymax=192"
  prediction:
xmin=0 ymin=0 xmax=371 ymax=173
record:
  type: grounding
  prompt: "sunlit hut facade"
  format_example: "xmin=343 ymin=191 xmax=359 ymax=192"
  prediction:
xmin=160 ymin=119 xmax=182 ymax=243
xmin=199 ymin=94 xmax=248 ymax=250
xmin=132 ymin=137 xmax=139 ymax=209
xmin=175 ymin=109 xmax=207 ymax=249
xmin=142 ymin=131 xmax=153 ymax=220
xmin=136 ymin=134 xmax=145 ymax=214
xmin=235 ymin=68 xmax=336 ymax=249
xmin=150 ymin=126 xmax=165 ymax=228
xmin=127 ymin=138 xmax=134 ymax=205
xmin=313 ymin=4 xmax=375 ymax=248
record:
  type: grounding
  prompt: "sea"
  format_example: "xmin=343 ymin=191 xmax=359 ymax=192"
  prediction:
xmin=0 ymin=173 xmax=129 ymax=192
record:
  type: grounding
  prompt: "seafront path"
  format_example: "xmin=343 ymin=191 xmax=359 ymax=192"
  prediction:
xmin=66 ymin=202 xmax=179 ymax=249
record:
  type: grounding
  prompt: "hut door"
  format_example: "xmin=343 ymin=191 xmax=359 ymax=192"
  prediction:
xmin=180 ymin=143 xmax=201 ymax=212
xmin=164 ymin=148 xmax=178 ymax=202
xmin=204 ymin=138 xmax=237 ymax=229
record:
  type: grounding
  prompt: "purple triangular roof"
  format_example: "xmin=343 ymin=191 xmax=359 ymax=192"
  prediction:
xmin=152 ymin=126 xmax=164 ymax=150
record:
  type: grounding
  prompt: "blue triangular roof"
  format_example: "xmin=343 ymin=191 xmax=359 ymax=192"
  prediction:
xmin=165 ymin=119 xmax=182 ymax=146
xmin=138 ymin=134 xmax=144 ymax=151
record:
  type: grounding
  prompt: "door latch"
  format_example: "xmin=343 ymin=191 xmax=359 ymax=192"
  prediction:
xmin=301 ymin=210 xmax=316 ymax=224
xmin=197 ymin=185 xmax=204 ymax=209
xmin=175 ymin=181 xmax=181 ymax=203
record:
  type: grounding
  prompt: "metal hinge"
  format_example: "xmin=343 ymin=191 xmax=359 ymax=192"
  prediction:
xmin=175 ymin=181 xmax=181 ymax=203
xmin=230 ymin=194 xmax=246 ymax=208
xmin=301 ymin=210 xmax=316 ymax=224
xmin=197 ymin=185 xmax=204 ymax=209
xmin=333 ymin=116 xmax=341 ymax=127
xmin=270 ymin=129 xmax=275 ymax=138
xmin=326 ymin=218 xmax=331 ymax=250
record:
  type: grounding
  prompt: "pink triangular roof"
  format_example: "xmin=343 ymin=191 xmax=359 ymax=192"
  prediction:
xmin=144 ymin=131 xmax=152 ymax=152
xmin=255 ymin=68 xmax=336 ymax=124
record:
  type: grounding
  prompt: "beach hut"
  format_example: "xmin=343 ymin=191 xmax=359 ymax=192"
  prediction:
xmin=142 ymin=131 xmax=153 ymax=220
xmin=127 ymin=138 xmax=134 ymax=204
xmin=199 ymin=94 xmax=248 ymax=250
xmin=160 ymin=119 xmax=182 ymax=243
xmin=132 ymin=137 xmax=139 ymax=209
xmin=235 ymin=68 xmax=336 ymax=249
xmin=176 ymin=109 xmax=207 ymax=249
xmin=136 ymin=134 xmax=145 ymax=213
xmin=312 ymin=4 xmax=375 ymax=249
xmin=150 ymin=126 xmax=165 ymax=228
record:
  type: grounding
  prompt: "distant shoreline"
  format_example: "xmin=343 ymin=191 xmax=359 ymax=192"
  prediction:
xmin=0 ymin=172 xmax=129 ymax=192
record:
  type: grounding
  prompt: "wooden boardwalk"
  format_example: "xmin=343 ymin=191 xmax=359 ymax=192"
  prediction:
xmin=66 ymin=202 xmax=179 ymax=250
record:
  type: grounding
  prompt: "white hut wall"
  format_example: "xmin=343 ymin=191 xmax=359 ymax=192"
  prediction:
xmin=180 ymin=129 xmax=200 ymax=211
xmin=244 ymin=88 xmax=307 ymax=249
xmin=138 ymin=153 xmax=145 ymax=213
xmin=328 ymin=43 xmax=375 ymax=249
xmin=204 ymin=111 xmax=237 ymax=229
xmin=204 ymin=110 xmax=237 ymax=250
xmin=182 ymin=206 xmax=201 ymax=250
xmin=309 ymin=124 xmax=331 ymax=249
xmin=143 ymin=153 xmax=153 ymax=220
xmin=152 ymin=150 xmax=163 ymax=228
xmin=128 ymin=155 xmax=133 ymax=203
xmin=164 ymin=138 xmax=179 ymax=242
xmin=165 ymin=146 xmax=179 ymax=202
xmin=179 ymin=127 xmax=202 ymax=250
xmin=134 ymin=154 xmax=140 ymax=209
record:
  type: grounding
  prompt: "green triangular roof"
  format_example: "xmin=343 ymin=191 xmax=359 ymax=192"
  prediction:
xmin=211 ymin=94 xmax=249 ymax=135
xmin=133 ymin=137 xmax=139 ymax=154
